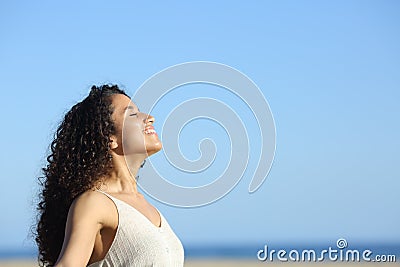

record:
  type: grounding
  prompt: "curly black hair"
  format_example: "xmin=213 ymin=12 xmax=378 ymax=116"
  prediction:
xmin=35 ymin=84 xmax=128 ymax=266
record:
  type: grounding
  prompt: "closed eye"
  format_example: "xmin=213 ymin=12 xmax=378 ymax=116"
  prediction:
xmin=130 ymin=113 xmax=138 ymax=117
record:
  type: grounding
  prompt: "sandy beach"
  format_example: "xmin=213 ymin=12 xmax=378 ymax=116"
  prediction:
xmin=0 ymin=259 xmax=398 ymax=267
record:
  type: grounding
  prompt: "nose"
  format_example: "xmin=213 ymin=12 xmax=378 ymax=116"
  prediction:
xmin=144 ymin=114 xmax=155 ymax=125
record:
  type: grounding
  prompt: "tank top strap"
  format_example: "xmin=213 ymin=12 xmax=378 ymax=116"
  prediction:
xmin=95 ymin=189 xmax=122 ymax=209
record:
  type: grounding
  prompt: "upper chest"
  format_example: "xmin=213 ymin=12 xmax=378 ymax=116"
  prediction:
xmin=109 ymin=193 xmax=161 ymax=228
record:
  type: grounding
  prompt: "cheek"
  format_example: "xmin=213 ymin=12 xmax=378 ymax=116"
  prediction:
xmin=122 ymin=121 xmax=146 ymax=153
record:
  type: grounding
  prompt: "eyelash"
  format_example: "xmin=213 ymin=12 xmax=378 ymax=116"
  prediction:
xmin=130 ymin=113 xmax=138 ymax=117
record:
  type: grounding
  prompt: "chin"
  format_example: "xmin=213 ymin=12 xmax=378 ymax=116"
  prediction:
xmin=146 ymin=142 xmax=162 ymax=157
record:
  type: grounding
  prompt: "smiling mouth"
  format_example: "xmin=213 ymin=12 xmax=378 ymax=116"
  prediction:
xmin=144 ymin=126 xmax=157 ymax=135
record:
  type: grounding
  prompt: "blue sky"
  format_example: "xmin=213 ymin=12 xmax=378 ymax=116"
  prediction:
xmin=0 ymin=1 xmax=399 ymax=253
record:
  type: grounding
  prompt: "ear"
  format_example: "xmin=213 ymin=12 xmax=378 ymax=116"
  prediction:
xmin=109 ymin=135 xmax=119 ymax=150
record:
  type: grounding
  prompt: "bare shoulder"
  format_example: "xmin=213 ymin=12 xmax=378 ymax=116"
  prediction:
xmin=73 ymin=190 xmax=111 ymax=206
xmin=55 ymin=191 xmax=117 ymax=266
xmin=69 ymin=190 xmax=117 ymax=227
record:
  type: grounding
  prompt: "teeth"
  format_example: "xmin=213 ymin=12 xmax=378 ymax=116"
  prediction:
xmin=144 ymin=129 xmax=156 ymax=135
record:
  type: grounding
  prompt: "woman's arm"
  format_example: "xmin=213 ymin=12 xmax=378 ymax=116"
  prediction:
xmin=54 ymin=192 xmax=104 ymax=267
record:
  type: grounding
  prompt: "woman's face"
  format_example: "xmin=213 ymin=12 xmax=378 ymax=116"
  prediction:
xmin=110 ymin=94 xmax=162 ymax=157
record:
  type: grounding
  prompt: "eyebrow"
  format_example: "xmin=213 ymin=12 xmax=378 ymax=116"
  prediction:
xmin=124 ymin=105 xmax=140 ymax=112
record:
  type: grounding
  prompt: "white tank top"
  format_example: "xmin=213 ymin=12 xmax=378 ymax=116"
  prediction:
xmin=88 ymin=191 xmax=185 ymax=267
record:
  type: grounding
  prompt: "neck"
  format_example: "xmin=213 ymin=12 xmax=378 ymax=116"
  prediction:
xmin=101 ymin=153 xmax=146 ymax=194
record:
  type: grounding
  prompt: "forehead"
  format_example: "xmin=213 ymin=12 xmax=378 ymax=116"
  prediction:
xmin=110 ymin=94 xmax=138 ymax=113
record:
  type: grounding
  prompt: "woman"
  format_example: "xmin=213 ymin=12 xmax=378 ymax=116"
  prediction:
xmin=36 ymin=84 xmax=184 ymax=266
